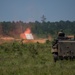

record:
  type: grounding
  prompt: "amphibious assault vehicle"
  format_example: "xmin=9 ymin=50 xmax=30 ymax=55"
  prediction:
xmin=52 ymin=31 xmax=75 ymax=62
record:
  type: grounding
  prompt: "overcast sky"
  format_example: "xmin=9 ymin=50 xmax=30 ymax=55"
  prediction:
xmin=0 ymin=0 xmax=75 ymax=22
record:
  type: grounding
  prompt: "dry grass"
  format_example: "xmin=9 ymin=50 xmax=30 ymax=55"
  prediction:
xmin=0 ymin=36 xmax=52 ymax=44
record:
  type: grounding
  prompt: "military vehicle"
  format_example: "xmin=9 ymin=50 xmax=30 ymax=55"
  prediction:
xmin=52 ymin=31 xmax=75 ymax=62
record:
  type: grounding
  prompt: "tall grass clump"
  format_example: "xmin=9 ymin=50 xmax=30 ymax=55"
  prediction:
xmin=0 ymin=41 xmax=75 ymax=75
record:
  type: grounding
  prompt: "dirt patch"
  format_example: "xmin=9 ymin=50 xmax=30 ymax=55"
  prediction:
xmin=0 ymin=36 xmax=52 ymax=44
xmin=22 ymin=39 xmax=47 ymax=43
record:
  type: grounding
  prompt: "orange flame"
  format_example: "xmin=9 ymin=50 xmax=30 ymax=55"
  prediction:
xmin=24 ymin=28 xmax=31 ymax=34
xmin=20 ymin=28 xmax=31 ymax=39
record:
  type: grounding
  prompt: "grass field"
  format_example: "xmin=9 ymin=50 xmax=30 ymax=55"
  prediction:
xmin=0 ymin=41 xmax=75 ymax=75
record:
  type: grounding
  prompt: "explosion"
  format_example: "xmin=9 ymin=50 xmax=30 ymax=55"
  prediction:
xmin=20 ymin=28 xmax=34 ymax=39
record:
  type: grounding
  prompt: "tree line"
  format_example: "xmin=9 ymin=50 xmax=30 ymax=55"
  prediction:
xmin=0 ymin=20 xmax=75 ymax=38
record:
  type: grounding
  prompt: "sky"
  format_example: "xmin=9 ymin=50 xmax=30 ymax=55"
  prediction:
xmin=0 ymin=0 xmax=75 ymax=22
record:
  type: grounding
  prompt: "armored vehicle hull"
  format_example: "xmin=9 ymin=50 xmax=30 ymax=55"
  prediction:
xmin=52 ymin=40 xmax=75 ymax=62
